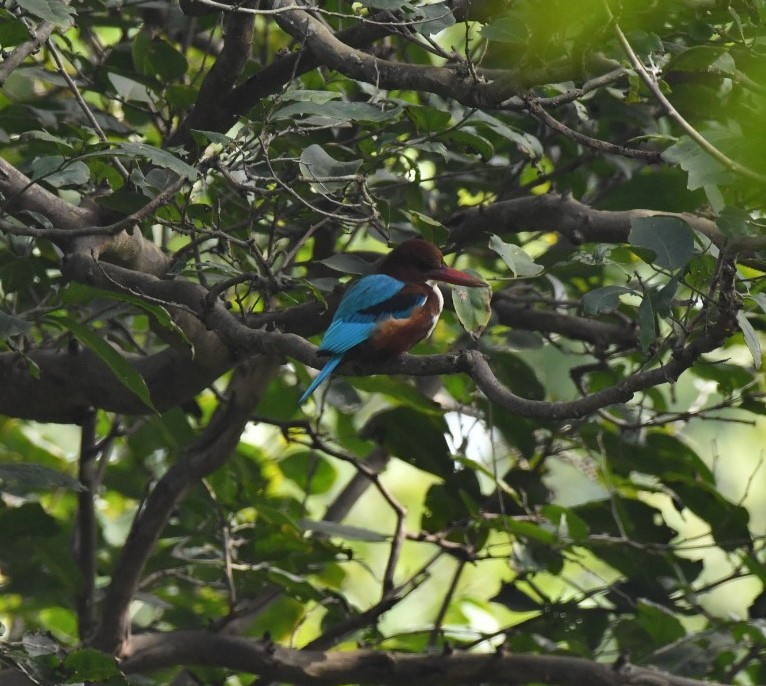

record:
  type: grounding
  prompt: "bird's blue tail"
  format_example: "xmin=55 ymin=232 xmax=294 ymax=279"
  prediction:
xmin=299 ymin=354 xmax=344 ymax=404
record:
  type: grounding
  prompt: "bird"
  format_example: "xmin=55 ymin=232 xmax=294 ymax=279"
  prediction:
xmin=299 ymin=239 xmax=488 ymax=404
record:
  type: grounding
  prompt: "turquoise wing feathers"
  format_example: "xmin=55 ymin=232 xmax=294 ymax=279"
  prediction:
xmin=300 ymin=274 xmax=426 ymax=403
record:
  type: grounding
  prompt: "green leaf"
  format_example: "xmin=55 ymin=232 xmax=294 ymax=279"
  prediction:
xmin=18 ymin=130 xmax=75 ymax=151
xmin=582 ymin=285 xmax=635 ymax=315
xmin=452 ymin=272 xmax=491 ymax=337
xmin=470 ymin=111 xmax=542 ymax=158
xmin=629 ymin=215 xmax=694 ymax=270
xmin=46 ymin=314 xmax=157 ymax=411
xmin=490 ymin=352 xmax=545 ymax=400
xmin=666 ymin=45 xmax=735 ymax=73
xmin=132 ymin=33 xmax=188 ymax=81
xmin=318 ymin=253 xmax=374 ymax=275
xmin=406 ymin=211 xmax=450 ymax=244
xmin=190 ymin=129 xmax=235 ymax=146
xmin=480 ymin=15 xmax=528 ymax=43
xmin=363 ymin=407 xmax=452 ymax=478
xmin=273 ymin=101 xmax=397 ymax=123
xmin=0 ymin=311 xmax=30 ymax=338
xmin=406 ymin=105 xmax=452 ymax=131
xmin=30 ymin=156 xmax=89 ymax=188
xmin=280 ymin=452 xmax=338 ymax=495
xmin=358 ymin=0 xmax=411 ymax=8
xmin=656 ymin=276 xmax=679 ymax=316
xmin=0 ymin=463 xmax=84 ymax=492
xmin=117 ymin=142 xmax=198 ymax=180
xmin=489 ymin=235 xmax=543 ymax=277
xmin=736 ymin=311 xmax=761 ymax=370
xmin=441 ymin=128 xmax=494 ymax=160
xmin=540 ymin=504 xmax=590 ymax=541
xmin=60 ymin=283 xmax=193 ymax=353
xmin=667 ymin=476 xmax=752 ymax=551
xmin=635 ymin=599 xmax=686 ymax=645
xmin=0 ymin=10 xmax=31 ymax=47
xmin=662 ymin=134 xmax=737 ymax=190
xmin=716 ymin=206 xmax=751 ymax=237
xmin=411 ymin=2 xmax=455 ymax=35
xmin=297 ymin=519 xmax=388 ymax=542
xmin=14 ymin=0 xmax=75 ymax=26
xmin=63 ymin=648 xmax=122 ymax=682
xmin=108 ymin=73 xmax=154 ymax=104
xmin=299 ymin=144 xmax=362 ymax=193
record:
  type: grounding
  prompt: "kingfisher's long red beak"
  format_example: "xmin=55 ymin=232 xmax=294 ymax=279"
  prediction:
xmin=429 ymin=265 xmax=488 ymax=288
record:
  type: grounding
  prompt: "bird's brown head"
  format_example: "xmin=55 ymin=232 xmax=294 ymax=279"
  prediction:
xmin=378 ymin=239 xmax=488 ymax=287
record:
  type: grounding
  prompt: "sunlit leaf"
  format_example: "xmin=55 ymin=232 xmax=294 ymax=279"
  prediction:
xmin=736 ymin=311 xmax=762 ymax=370
xmin=489 ymin=235 xmax=543 ymax=278
xmin=298 ymin=519 xmax=388 ymax=542
xmin=452 ymin=272 xmax=491 ymax=337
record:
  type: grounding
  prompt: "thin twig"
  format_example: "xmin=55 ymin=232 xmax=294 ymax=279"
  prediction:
xmin=46 ymin=39 xmax=130 ymax=181
xmin=605 ymin=3 xmax=766 ymax=185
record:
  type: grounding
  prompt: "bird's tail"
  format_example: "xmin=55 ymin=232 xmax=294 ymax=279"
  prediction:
xmin=298 ymin=354 xmax=344 ymax=404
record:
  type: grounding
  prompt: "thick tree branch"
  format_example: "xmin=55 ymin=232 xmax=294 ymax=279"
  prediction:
xmin=0 ymin=156 xmax=99 ymax=230
xmin=0 ymin=157 xmax=170 ymax=276
xmin=269 ymin=0 xmax=514 ymax=110
xmin=90 ymin=357 xmax=281 ymax=654
xmin=447 ymin=193 xmax=744 ymax=249
xmin=173 ymin=0 xmax=520 ymax=140
xmin=177 ymin=8 xmax=255 ymax=142
xmin=121 ymin=630 xmax=734 ymax=686
xmin=64 ymin=252 xmax=738 ymax=423
xmin=492 ymin=293 xmax=638 ymax=349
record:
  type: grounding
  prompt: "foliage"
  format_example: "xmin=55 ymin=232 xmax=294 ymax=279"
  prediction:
xmin=0 ymin=0 xmax=765 ymax=684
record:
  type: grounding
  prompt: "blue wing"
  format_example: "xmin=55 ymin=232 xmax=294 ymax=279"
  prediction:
xmin=318 ymin=274 xmax=426 ymax=354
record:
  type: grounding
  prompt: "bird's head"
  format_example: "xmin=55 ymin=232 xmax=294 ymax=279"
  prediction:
xmin=379 ymin=239 xmax=488 ymax=288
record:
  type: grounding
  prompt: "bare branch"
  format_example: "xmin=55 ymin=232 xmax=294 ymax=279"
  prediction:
xmin=524 ymin=95 xmax=661 ymax=162
xmin=447 ymin=193 xmax=742 ymax=250
xmin=121 ymin=629 xmax=737 ymax=686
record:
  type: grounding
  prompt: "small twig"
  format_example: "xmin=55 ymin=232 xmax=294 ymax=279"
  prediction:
xmin=46 ymin=39 xmax=130 ymax=181
xmin=202 ymin=479 xmax=237 ymax=611
xmin=523 ymin=95 xmax=661 ymax=162
xmin=428 ymin=559 xmax=465 ymax=649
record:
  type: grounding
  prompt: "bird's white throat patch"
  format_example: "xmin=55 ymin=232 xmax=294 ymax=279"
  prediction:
xmin=426 ymin=281 xmax=444 ymax=337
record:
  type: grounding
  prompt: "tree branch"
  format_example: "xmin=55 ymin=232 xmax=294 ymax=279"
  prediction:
xmin=90 ymin=356 xmax=281 ymax=654
xmin=0 ymin=12 xmax=63 ymax=86
xmin=65 ymin=250 xmax=739 ymax=423
xmin=268 ymin=0 xmax=514 ymax=110
xmin=447 ymin=193 xmax=737 ymax=249
xmin=121 ymin=629 xmax=736 ymax=686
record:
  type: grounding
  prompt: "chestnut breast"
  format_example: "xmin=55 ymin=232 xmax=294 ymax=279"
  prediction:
xmin=369 ymin=282 xmax=444 ymax=357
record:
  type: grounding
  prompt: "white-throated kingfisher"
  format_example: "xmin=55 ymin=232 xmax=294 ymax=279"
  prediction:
xmin=299 ymin=239 xmax=488 ymax=404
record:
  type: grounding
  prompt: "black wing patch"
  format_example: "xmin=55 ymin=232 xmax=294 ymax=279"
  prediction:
xmin=359 ymin=291 xmax=426 ymax=318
